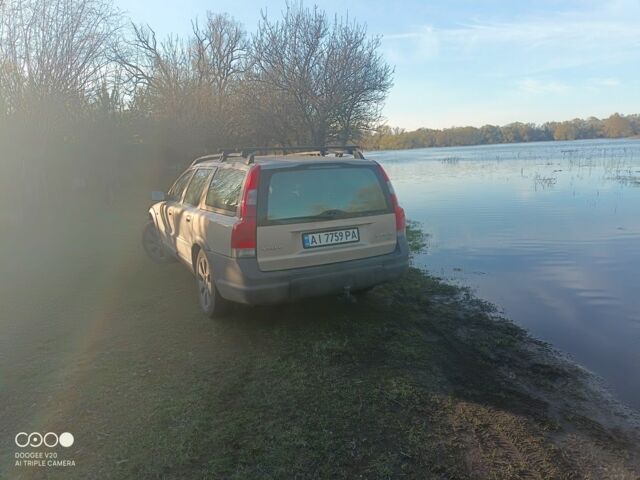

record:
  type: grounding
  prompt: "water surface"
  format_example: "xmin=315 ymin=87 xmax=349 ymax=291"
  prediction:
xmin=370 ymin=139 xmax=640 ymax=410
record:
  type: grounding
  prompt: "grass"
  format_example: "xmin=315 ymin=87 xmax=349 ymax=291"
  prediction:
xmin=1 ymin=210 xmax=639 ymax=479
xmin=107 ymin=226 xmax=639 ymax=479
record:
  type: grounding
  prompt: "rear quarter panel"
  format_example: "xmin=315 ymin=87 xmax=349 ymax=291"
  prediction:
xmin=195 ymin=210 xmax=236 ymax=258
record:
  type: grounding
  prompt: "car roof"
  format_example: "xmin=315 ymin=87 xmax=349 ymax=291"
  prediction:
xmin=191 ymin=154 xmax=374 ymax=170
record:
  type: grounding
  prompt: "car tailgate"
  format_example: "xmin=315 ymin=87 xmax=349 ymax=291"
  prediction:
xmin=257 ymin=213 xmax=396 ymax=271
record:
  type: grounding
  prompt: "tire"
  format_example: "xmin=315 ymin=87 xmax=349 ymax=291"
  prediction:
xmin=142 ymin=221 xmax=173 ymax=263
xmin=195 ymin=249 xmax=230 ymax=318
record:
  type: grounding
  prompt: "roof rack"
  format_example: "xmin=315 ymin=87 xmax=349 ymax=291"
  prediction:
xmin=191 ymin=145 xmax=364 ymax=166
xmin=190 ymin=150 xmax=245 ymax=166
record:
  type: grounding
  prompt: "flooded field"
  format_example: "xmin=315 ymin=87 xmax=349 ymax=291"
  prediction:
xmin=371 ymin=138 xmax=640 ymax=410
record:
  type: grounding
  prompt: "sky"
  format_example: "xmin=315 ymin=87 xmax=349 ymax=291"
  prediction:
xmin=114 ymin=0 xmax=640 ymax=130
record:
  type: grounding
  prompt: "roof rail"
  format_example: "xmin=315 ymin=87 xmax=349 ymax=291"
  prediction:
xmin=190 ymin=150 xmax=245 ymax=166
xmin=191 ymin=145 xmax=364 ymax=166
xmin=241 ymin=145 xmax=364 ymax=164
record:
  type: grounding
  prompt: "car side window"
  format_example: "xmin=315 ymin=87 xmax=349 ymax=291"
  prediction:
xmin=167 ymin=170 xmax=194 ymax=202
xmin=183 ymin=168 xmax=213 ymax=207
xmin=205 ymin=168 xmax=246 ymax=214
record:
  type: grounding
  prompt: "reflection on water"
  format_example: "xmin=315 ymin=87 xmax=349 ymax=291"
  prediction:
xmin=369 ymin=139 xmax=640 ymax=410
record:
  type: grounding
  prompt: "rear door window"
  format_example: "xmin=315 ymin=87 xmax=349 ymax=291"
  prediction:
xmin=183 ymin=168 xmax=212 ymax=206
xmin=205 ymin=168 xmax=246 ymax=214
xmin=262 ymin=166 xmax=390 ymax=224
xmin=168 ymin=170 xmax=194 ymax=202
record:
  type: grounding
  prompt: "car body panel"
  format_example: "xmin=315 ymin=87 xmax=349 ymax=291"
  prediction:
xmin=175 ymin=167 xmax=215 ymax=262
xmin=256 ymin=213 xmax=397 ymax=271
xmin=209 ymin=234 xmax=408 ymax=305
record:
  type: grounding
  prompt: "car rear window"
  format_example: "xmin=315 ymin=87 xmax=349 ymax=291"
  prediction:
xmin=205 ymin=168 xmax=246 ymax=214
xmin=263 ymin=166 xmax=390 ymax=224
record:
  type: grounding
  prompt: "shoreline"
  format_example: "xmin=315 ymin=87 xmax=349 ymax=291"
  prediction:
xmin=363 ymin=135 xmax=640 ymax=152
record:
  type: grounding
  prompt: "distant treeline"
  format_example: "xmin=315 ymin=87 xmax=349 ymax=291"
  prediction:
xmin=362 ymin=113 xmax=640 ymax=150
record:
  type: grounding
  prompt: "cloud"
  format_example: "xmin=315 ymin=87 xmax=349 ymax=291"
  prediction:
xmin=518 ymin=79 xmax=569 ymax=94
xmin=445 ymin=18 xmax=639 ymax=50
xmin=383 ymin=27 xmax=439 ymax=63
xmin=516 ymin=77 xmax=622 ymax=96
xmin=382 ymin=5 xmax=640 ymax=71
xmin=590 ymin=78 xmax=621 ymax=88
xmin=380 ymin=1 xmax=640 ymax=129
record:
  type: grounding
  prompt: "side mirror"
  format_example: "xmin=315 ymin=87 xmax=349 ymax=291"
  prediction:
xmin=151 ymin=191 xmax=165 ymax=201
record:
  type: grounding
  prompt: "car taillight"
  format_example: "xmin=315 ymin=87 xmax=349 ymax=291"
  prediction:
xmin=231 ymin=165 xmax=261 ymax=258
xmin=375 ymin=162 xmax=406 ymax=233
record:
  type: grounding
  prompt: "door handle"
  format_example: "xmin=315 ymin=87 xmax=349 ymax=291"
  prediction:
xmin=186 ymin=215 xmax=191 ymax=222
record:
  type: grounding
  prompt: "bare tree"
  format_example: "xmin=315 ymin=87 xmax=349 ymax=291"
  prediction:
xmin=117 ymin=24 xmax=194 ymax=114
xmin=115 ymin=14 xmax=248 ymax=152
xmin=248 ymin=2 xmax=393 ymax=145
xmin=191 ymin=12 xmax=246 ymax=96
xmin=190 ymin=12 xmax=247 ymax=148
xmin=0 ymin=0 xmax=395 ymax=219
xmin=0 ymin=0 xmax=125 ymax=215
xmin=0 ymin=0 xmax=122 ymax=113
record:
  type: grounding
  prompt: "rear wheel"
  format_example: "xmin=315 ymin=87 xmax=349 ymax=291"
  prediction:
xmin=196 ymin=249 xmax=230 ymax=318
xmin=142 ymin=221 xmax=172 ymax=263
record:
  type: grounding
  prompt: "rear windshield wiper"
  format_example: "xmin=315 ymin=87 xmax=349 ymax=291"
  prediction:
xmin=266 ymin=209 xmax=386 ymax=225
xmin=269 ymin=210 xmax=349 ymax=223
xmin=311 ymin=209 xmax=349 ymax=219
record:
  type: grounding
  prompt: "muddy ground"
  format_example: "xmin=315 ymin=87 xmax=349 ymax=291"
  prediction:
xmin=1 ymin=206 xmax=639 ymax=479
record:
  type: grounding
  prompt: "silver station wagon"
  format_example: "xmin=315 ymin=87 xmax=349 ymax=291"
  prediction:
xmin=143 ymin=146 xmax=409 ymax=317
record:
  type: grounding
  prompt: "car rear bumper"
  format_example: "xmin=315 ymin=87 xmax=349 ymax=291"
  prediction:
xmin=209 ymin=235 xmax=409 ymax=305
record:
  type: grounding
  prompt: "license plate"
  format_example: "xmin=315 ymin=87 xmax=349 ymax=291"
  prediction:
xmin=302 ymin=228 xmax=360 ymax=249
